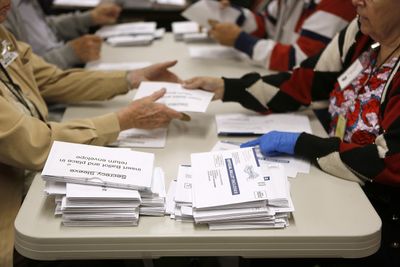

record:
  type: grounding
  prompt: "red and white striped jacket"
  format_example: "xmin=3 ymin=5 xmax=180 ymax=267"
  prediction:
xmin=233 ymin=0 xmax=356 ymax=71
xmin=223 ymin=19 xmax=400 ymax=185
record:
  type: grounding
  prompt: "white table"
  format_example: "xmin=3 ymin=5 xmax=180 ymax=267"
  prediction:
xmin=14 ymin=34 xmax=381 ymax=261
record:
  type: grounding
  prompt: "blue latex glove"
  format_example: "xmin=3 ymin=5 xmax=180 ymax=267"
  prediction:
xmin=240 ymin=131 xmax=301 ymax=156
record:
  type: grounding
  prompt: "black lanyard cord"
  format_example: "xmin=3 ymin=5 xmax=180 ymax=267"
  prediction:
xmin=0 ymin=63 xmax=44 ymax=121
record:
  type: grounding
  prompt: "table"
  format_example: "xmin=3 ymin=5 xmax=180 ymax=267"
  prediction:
xmin=14 ymin=34 xmax=381 ymax=261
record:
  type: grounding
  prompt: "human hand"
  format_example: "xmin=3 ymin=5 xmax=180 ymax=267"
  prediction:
xmin=208 ymin=21 xmax=241 ymax=47
xmin=127 ymin=60 xmax=181 ymax=89
xmin=182 ymin=77 xmax=224 ymax=100
xmin=219 ymin=0 xmax=231 ymax=8
xmin=117 ymin=88 xmax=184 ymax=130
xmin=68 ymin=35 xmax=102 ymax=62
xmin=240 ymin=131 xmax=301 ymax=156
xmin=91 ymin=3 xmax=122 ymax=25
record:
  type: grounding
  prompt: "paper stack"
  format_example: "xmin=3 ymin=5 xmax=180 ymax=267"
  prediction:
xmin=41 ymin=141 xmax=154 ymax=190
xmin=42 ymin=141 xmax=166 ymax=226
xmin=171 ymin=21 xmax=210 ymax=42
xmin=96 ymin=22 xmax=158 ymax=46
xmin=139 ymin=168 xmax=167 ymax=216
xmin=166 ymin=147 xmax=294 ymax=230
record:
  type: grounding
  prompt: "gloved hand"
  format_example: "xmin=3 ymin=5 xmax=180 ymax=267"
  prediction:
xmin=240 ymin=131 xmax=301 ymax=156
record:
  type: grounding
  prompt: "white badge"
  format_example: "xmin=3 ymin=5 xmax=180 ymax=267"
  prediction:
xmin=337 ymin=59 xmax=364 ymax=90
xmin=0 ymin=40 xmax=18 ymax=68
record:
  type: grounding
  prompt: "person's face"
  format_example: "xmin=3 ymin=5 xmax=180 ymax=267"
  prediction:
xmin=352 ymin=0 xmax=400 ymax=42
xmin=0 ymin=0 xmax=11 ymax=23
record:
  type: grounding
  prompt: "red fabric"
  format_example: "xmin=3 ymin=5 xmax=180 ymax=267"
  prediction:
xmin=269 ymin=43 xmax=291 ymax=71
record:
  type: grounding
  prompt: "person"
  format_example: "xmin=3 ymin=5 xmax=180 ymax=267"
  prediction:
xmin=0 ymin=1 xmax=186 ymax=266
xmin=3 ymin=0 xmax=122 ymax=69
xmin=184 ymin=0 xmax=400 ymax=266
xmin=210 ymin=0 xmax=356 ymax=71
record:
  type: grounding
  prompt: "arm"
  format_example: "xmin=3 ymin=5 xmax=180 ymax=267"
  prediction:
xmin=15 ymin=41 xmax=129 ymax=104
xmin=0 ymin=96 xmax=121 ymax=171
xmin=234 ymin=0 xmax=356 ymax=71
xmin=46 ymin=10 xmax=93 ymax=41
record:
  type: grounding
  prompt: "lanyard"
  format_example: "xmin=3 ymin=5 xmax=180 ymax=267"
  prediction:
xmin=0 ymin=63 xmax=44 ymax=121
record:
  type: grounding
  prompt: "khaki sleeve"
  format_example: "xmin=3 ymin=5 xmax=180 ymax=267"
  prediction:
xmin=16 ymin=41 xmax=130 ymax=104
xmin=0 ymin=98 xmax=120 ymax=171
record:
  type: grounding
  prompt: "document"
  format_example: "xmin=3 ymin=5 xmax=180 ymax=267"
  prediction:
xmin=96 ymin=22 xmax=157 ymax=38
xmin=165 ymin=180 xmax=177 ymax=215
xmin=215 ymin=113 xmax=312 ymax=136
xmin=106 ymin=35 xmax=154 ymax=46
xmin=188 ymin=45 xmax=245 ymax=60
xmin=156 ymin=0 xmax=186 ymax=6
xmin=41 ymin=141 xmax=154 ymax=190
xmin=110 ymin=128 xmax=168 ymax=148
xmin=44 ymin=181 xmax=66 ymax=195
xmin=134 ymin=81 xmax=214 ymax=112
xmin=182 ymin=0 xmax=240 ymax=29
xmin=53 ymin=0 xmax=99 ymax=7
xmin=174 ymin=165 xmax=193 ymax=206
xmin=191 ymin=147 xmax=267 ymax=209
xmin=66 ymin=183 xmax=141 ymax=201
xmin=212 ymin=141 xmax=310 ymax=178
xmin=85 ymin=61 xmax=151 ymax=71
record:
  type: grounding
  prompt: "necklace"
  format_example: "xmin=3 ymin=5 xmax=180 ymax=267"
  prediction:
xmin=363 ymin=41 xmax=400 ymax=87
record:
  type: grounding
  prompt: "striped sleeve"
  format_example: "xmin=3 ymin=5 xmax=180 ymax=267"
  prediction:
xmin=234 ymin=0 xmax=356 ymax=71
xmin=295 ymin=78 xmax=400 ymax=185
xmin=224 ymin=19 xmax=361 ymax=113
xmin=223 ymin=20 xmax=400 ymax=184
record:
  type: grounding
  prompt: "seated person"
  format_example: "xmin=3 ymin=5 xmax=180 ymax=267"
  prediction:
xmin=4 ymin=0 xmax=121 ymax=69
xmin=184 ymin=0 xmax=400 ymax=266
xmin=0 ymin=3 xmax=185 ymax=266
xmin=210 ymin=0 xmax=356 ymax=71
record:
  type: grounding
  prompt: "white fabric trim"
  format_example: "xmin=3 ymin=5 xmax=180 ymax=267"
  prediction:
xmin=251 ymin=39 xmax=277 ymax=68
xmin=317 ymin=152 xmax=364 ymax=185
xmin=375 ymin=134 xmax=388 ymax=159
xmin=245 ymin=79 xmax=279 ymax=108
xmin=302 ymin=10 xmax=349 ymax=38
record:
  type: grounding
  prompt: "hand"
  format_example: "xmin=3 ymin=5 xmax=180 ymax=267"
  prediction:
xmin=208 ymin=21 xmax=241 ymax=47
xmin=219 ymin=0 xmax=231 ymax=8
xmin=127 ymin=60 xmax=181 ymax=89
xmin=182 ymin=77 xmax=224 ymax=100
xmin=91 ymin=3 xmax=122 ymax=25
xmin=240 ymin=131 xmax=301 ymax=156
xmin=68 ymin=35 xmax=102 ymax=62
xmin=116 ymin=88 xmax=184 ymax=130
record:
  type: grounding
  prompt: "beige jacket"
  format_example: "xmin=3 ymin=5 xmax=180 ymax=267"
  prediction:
xmin=0 ymin=25 xmax=129 ymax=267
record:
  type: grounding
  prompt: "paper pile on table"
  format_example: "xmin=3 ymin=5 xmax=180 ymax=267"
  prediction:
xmin=42 ymin=141 xmax=166 ymax=226
xmin=96 ymin=22 xmax=162 ymax=46
xmin=166 ymin=147 xmax=294 ymax=230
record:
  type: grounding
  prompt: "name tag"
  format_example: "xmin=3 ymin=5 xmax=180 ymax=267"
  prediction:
xmin=0 ymin=40 xmax=18 ymax=68
xmin=334 ymin=115 xmax=347 ymax=140
xmin=337 ymin=59 xmax=364 ymax=90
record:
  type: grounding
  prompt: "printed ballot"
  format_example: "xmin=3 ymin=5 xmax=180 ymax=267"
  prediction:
xmin=191 ymin=147 xmax=267 ymax=209
xmin=41 ymin=141 xmax=154 ymax=190
xmin=134 ymin=81 xmax=214 ymax=112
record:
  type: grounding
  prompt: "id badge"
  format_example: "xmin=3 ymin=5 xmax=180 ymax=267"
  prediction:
xmin=337 ymin=50 xmax=371 ymax=90
xmin=334 ymin=115 xmax=347 ymax=140
xmin=337 ymin=59 xmax=364 ymax=90
xmin=0 ymin=40 xmax=18 ymax=68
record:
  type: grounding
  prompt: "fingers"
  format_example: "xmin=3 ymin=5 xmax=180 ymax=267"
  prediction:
xmin=147 ymin=88 xmax=167 ymax=102
xmin=182 ymin=77 xmax=203 ymax=89
xmin=208 ymin=19 xmax=219 ymax=28
xmin=154 ymin=60 xmax=178 ymax=70
xmin=240 ymin=138 xmax=260 ymax=148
